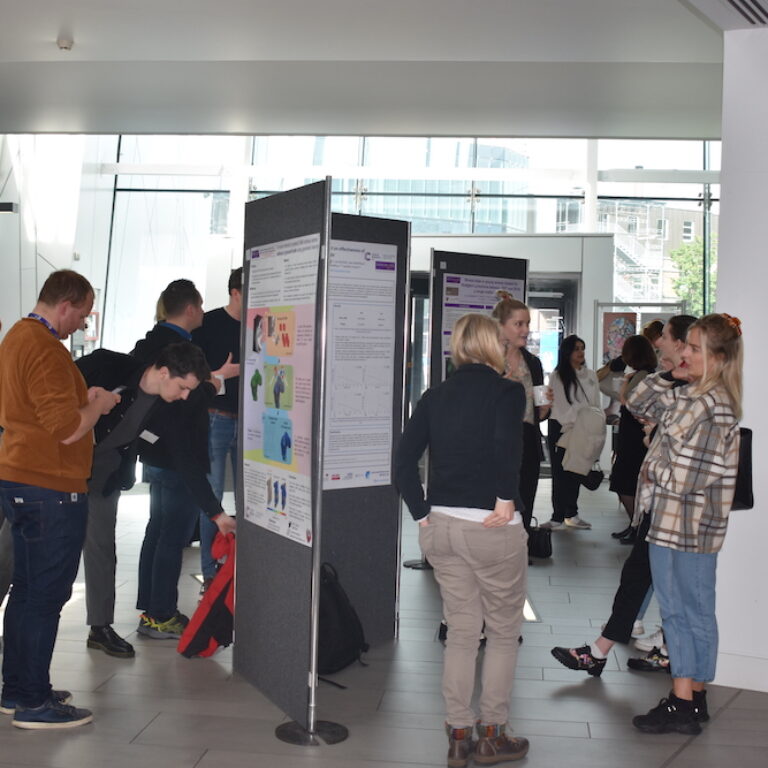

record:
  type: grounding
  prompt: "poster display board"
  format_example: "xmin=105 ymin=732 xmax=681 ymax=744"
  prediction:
xmin=242 ymin=234 xmax=320 ymax=546
xmin=234 ymin=182 xmax=408 ymax=736
xmin=430 ymin=251 xmax=528 ymax=384
xmin=322 ymin=239 xmax=398 ymax=490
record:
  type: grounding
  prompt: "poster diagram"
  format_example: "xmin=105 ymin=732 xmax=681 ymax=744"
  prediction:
xmin=440 ymin=273 xmax=525 ymax=379
xmin=242 ymin=233 xmax=319 ymax=547
xmin=322 ymin=239 xmax=398 ymax=490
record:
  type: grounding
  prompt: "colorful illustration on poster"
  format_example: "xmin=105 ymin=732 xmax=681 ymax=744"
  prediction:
xmin=263 ymin=412 xmax=293 ymax=464
xmin=264 ymin=364 xmax=293 ymax=410
xmin=250 ymin=367 xmax=263 ymax=401
xmin=602 ymin=312 xmax=637 ymax=363
xmin=266 ymin=311 xmax=295 ymax=356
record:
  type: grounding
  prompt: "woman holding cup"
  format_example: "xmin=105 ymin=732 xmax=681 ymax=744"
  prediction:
xmin=492 ymin=291 xmax=550 ymax=533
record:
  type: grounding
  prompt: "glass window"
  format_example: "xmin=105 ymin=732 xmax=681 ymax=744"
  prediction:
xmin=103 ymin=191 xmax=236 ymax=352
xmin=598 ymin=140 xmax=705 ymax=171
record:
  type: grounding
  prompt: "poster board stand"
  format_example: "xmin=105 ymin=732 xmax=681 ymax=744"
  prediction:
xmin=235 ymin=179 xmax=409 ymax=744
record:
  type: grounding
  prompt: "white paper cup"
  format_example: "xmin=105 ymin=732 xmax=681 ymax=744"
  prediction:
xmin=533 ymin=385 xmax=551 ymax=406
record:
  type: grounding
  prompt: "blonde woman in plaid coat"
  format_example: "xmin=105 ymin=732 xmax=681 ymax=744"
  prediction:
xmin=626 ymin=313 xmax=743 ymax=736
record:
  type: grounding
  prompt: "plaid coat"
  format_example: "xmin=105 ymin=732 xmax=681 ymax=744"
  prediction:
xmin=627 ymin=372 xmax=739 ymax=553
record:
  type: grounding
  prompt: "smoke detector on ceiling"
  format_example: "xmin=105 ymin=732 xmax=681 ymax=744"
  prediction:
xmin=56 ymin=34 xmax=74 ymax=51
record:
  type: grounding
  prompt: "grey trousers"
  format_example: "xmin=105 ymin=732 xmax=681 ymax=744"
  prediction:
xmin=83 ymin=487 xmax=121 ymax=627
xmin=419 ymin=511 xmax=528 ymax=728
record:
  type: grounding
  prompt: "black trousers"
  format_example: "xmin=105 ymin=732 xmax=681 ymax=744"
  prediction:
xmin=547 ymin=419 xmax=581 ymax=522
xmin=601 ymin=513 xmax=652 ymax=644
xmin=520 ymin=421 xmax=542 ymax=531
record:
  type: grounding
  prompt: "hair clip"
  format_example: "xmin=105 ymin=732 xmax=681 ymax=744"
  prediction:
xmin=721 ymin=313 xmax=742 ymax=336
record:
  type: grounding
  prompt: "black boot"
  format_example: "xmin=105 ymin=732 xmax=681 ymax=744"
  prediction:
xmin=611 ymin=525 xmax=632 ymax=539
xmin=87 ymin=625 xmax=135 ymax=658
xmin=692 ymin=689 xmax=710 ymax=722
xmin=632 ymin=693 xmax=701 ymax=735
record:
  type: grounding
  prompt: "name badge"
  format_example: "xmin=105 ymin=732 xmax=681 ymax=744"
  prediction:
xmin=139 ymin=430 xmax=159 ymax=444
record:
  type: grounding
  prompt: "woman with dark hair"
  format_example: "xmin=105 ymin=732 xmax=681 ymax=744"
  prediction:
xmin=542 ymin=334 xmax=601 ymax=530
xmin=491 ymin=291 xmax=549 ymax=533
xmin=609 ymin=335 xmax=659 ymax=544
xmin=395 ymin=313 xmax=530 ymax=767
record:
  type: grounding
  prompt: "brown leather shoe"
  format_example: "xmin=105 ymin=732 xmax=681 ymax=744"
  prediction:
xmin=475 ymin=723 xmax=529 ymax=764
xmin=446 ymin=724 xmax=474 ymax=768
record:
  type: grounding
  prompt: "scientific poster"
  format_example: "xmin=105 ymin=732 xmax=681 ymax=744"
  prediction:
xmin=241 ymin=233 xmax=320 ymax=547
xmin=322 ymin=239 xmax=398 ymax=490
xmin=440 ymin=273 xmax=525 ymax=379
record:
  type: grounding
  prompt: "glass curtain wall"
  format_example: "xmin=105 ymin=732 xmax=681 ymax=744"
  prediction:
xmin=104 ymin=135 xmax=719 ymax=350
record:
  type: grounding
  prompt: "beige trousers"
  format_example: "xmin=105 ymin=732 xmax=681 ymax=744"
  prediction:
xmin=419 ymin=511 xmax=528 ymax=728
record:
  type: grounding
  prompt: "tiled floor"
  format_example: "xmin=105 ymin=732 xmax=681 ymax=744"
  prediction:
xmin=1 ymin=480 xmax=767 ymax=767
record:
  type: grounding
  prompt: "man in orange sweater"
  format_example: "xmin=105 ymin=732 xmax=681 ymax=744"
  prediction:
xmin=0 ymin=270 xmax=120 ymax=730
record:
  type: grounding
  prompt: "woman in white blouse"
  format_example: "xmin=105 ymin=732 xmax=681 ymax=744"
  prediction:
xmin=542 ymin=334 xmax=601 ymax=530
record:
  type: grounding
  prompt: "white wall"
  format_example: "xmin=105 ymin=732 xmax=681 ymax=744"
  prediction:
xmin=711 ymin=28 xmax=768 ymax=693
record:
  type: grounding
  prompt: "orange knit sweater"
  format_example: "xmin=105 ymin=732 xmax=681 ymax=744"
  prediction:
xmin=0 ymin=318 xmax=92 ymax=492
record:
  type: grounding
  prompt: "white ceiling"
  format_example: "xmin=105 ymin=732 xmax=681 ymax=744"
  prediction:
xmin=0 ymin=0 xmax=744 ymax=138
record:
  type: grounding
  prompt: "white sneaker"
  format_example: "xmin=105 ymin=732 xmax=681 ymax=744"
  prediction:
xmin=631 ymin=620 xmax=645 ymax=638
xmin=564 ymin=516 xmax=592 ymax=529
xmin=540 ymin=520 xmax=564 ymax=530
xmin=634 ymin=626 xmax=664 ymax=652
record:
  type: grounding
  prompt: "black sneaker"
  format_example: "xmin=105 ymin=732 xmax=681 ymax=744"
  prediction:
xmin=633 ymin=694 xmax=702 ymax=735
xmin=12 ymin=697 xmax=93 ymax=730
xmin=627 ymin=646 xmax=670 ymax=673
xmin=551 ymin=645 xmax=607 ymax=677
xmin=692 ymin=689 xmax=710 ymax=722
xmin=87 ymin=625 xmax=136 ymax=658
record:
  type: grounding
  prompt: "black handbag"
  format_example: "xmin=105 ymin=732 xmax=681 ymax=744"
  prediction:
xmin=732 ymin=427 xmax=754 ymax=510
xmin=581 ymin=463 xmax=605 ymax=491
xmin=527 ymin=517 xmax=552 ymax=559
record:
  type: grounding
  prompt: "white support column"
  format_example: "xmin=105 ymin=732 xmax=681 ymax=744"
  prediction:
xmin=712 ymin=27 xmax=768 ymax=692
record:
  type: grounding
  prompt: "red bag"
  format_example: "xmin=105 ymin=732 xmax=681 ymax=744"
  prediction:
xmin=177 ymin=532 xmax=235 ymax=658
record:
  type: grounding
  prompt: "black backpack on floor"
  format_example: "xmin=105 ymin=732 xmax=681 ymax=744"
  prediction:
xmin=318 ymin=562 xmax=369 ymax=675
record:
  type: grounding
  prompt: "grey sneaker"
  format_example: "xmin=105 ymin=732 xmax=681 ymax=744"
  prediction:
xmin=539 ymin=520 xmax=563 ymax=530
xmin=12 ymin=697 xmax=92 ymax=730
xmin=564 ymin=516 xmax=592 ymax=529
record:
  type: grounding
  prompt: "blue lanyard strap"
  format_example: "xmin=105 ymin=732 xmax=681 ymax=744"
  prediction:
xmin=27 ymin=313 xmax=60 ymax=339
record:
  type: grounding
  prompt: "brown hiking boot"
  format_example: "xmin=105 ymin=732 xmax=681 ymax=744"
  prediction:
xmin=475 ymin=723 xmax=529 ymax=764
xmin=445 ymin=724 xmax=474 ymax=768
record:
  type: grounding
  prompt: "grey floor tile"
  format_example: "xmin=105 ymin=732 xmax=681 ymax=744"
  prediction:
xmin=2 ymin=484 xmax=767 ymax=768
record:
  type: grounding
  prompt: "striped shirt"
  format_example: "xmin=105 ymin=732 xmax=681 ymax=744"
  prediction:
xmin=627 ymin=372 xmax=739 ymax=554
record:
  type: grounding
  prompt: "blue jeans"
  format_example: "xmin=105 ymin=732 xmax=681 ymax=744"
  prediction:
xmin=649 ymin=542 xmax=719 ymax=681
xmin=138 ymin=466 xmax=199 ymax=620
xmin=0 ymin=481 xmax=88 ymax=708
xmin=199 ymin=412 xmax=237 ymax=580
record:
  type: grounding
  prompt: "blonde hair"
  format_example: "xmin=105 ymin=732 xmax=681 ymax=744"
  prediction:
xmin=689 ymin=313 xmax=743 ymax=420
xmin=491 ymin=290 xmax=529 ymax=326
xmin=450 ymin=313 xmax=504 ymax=373
xmin=155 ymin=295 xmax=167 ymax=323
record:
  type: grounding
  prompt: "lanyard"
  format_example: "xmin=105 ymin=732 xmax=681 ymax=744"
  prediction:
xmin=27 ymin=313 xmax=60 ymax=339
